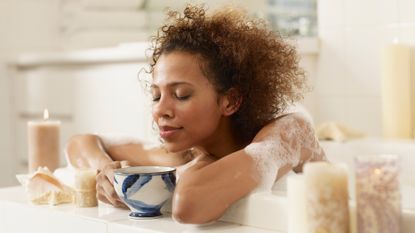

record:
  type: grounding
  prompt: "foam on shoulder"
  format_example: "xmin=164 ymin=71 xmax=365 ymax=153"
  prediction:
xmin=244 ymin=113 xmax=324 ymax=192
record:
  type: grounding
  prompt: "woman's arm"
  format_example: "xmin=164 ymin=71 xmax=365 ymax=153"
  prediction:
xmin=172 ymin=150 xmax=259 ymax=224
xmin=65 ymin=134 xmax=113 ymax=170
xmin=65 ymin=134 xmax=192 ymax=207
xmin=172 ymin=113 xmax=326 ymax=224
xmin=65 ymin=134 xmax=191 ymax=170
xmin=250 ymin=112 xmax=327 ymax=176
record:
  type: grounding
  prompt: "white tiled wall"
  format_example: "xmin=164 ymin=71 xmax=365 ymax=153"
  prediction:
xmin=11 ymin=61 xmax=156 ymax=176
xmin=316 ymin=0 xmax=415 ymax=136
xmin=0 ymin=0 xmax=265 ymax=187
xmin=0 ymin=64 xmax=14 ymax=187
xmin=0 ymin=0 xmax=62 ymax=187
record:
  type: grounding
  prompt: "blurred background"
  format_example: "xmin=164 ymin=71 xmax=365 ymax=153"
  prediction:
xmin=1 ymin=0 xmax=415 ymax=187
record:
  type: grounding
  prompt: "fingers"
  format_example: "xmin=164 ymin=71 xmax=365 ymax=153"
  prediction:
xmin=102 ymin=181 xmax=125 ymax=207
xmin=102 ymin=161 xmax=121 ymax=185
xmin=96 ymin=161 xmax=127 ymax=208
xmin=97 ymin=184 xmax=127 ymax=208
xmin=120 ymin=160 xmax=132 ymax=168
xmin=96 ymin=186 xmax=111 ymax=205
xmin=102 ymin=177 xmax=120 ymax=202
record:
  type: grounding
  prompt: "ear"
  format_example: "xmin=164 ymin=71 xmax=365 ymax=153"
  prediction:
xmin=221 ymin=88 xmax=242 ymax=116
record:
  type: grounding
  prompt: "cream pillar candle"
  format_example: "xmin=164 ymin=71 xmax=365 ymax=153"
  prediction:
xmin=74 ymin=168 xmax=98 ymax=207
xmin=27 ymin=109 xmax=61 ymax=173
xmin=304 ymin=162 xmax=350 ymax=233
xmin=355 ymin=155 xmax=400 ymax=233
xmin=287 ymin=175 xmax=307 ymax=233
xmin=381 ymin=42 xmax=412 ymax=138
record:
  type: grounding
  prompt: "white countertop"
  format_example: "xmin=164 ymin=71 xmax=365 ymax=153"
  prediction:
xmin=0 ymin=186 xmax=280 ymax=233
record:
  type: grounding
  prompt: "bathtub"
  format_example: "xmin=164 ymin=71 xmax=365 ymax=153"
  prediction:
xmin=1 ymin=138 xmax=414 ymax=233
xmin=220 ymin=138 xmax=415 ymax=232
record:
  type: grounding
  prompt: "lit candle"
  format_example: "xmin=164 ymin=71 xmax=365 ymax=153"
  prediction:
xmin=355 ymin=155 xmax=400 ymax=233
xmin=287 ymin=175 xmax=307 ymax=233
xmin=27 ymin=109 xmax=61 ymax=173
xmin=304 ymin=162 xmax=350 ymax=233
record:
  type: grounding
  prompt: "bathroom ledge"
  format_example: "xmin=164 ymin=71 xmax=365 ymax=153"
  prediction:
xmin=0 ymin=186 xmax=281 ymax=233
xmin=7 ymin=42 xmax=151 ymax=69
xmin=7 ymin=38 xmax=319 ymax=69
xmin=2 ymin=177 xmax=415 ymax=232
xmin=3 ymin=139 xmax=415 ymax=232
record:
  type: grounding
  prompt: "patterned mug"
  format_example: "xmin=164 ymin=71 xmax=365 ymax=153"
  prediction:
xmin=114 ymin=166 xmax=176 ymax=219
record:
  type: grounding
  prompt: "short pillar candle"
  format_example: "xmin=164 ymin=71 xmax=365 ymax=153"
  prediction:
xmin=74 ymin=168 xmax=98 ymax=207
xmin=304 ymin=162 xmax=350 ymax=233
xmin=27 ymin=109 xmax=61 ymax=173
xmin=355 ymin=154 xmax=400 ymax=233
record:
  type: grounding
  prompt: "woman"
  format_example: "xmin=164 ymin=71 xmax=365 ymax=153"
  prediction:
xmin=65 ymin=5 xmax=326 ymax=224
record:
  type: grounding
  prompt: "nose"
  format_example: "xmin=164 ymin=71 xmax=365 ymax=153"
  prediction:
xmin=152 ymin=95 xmax=174 ymax=121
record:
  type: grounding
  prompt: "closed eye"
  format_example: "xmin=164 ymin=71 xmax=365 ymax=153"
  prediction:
xmin=175 ymin=94 xmax=191 ymax=101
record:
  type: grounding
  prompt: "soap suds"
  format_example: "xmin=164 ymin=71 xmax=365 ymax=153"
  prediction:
xmin=244 ymin=113 xmax=326 ymax=192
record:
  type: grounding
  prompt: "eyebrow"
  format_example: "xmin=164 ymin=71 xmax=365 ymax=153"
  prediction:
xmin=150 ymin=81 xmax=193 ymax=89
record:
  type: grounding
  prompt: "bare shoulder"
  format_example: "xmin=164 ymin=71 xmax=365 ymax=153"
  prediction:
xmin=253 ymin=112 xmax=314 ymax=142
xmin=250 ymin=112 xmax=327 ymax=173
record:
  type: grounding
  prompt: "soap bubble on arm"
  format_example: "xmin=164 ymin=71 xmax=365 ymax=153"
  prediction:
xmin=244 ymin=113 xmax=326 ymax=192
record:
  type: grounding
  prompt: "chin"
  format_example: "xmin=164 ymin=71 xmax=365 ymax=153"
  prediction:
xmin=162 ymin=141 xmax=192 ymax=153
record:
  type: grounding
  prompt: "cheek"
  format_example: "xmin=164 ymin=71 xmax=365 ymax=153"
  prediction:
xmin=180 ymin=101 xmax=222 ymax=128
xmin=151 ymin=107 xmax=157 ymax=120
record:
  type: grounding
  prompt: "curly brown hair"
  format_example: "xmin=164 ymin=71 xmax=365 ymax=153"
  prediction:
xmin=150 ymin=5 xmax=306 ymax=143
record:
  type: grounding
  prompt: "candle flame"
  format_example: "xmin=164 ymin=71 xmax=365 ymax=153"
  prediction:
xmin=393 ymin=37 xmax=400 ymax=44
xmin=43 ymin=109 xmax=49 ymax=120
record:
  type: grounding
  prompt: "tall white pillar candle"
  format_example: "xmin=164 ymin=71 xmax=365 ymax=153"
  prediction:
xmin=27 ymin=109 xmax=61 ymax=173
xmin=304 ymin=162 xmax=350 ymax=233
xmin=287 ymin=175 xmax=307 ymax=233
xmin=381 ymin=43 xmax=412 ymax=138
xmin=355 ymin=155 xmax=400 ymax=233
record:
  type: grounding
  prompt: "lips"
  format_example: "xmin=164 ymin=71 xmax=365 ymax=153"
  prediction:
xmin=159 ymin=125 xmax=183 ymax=139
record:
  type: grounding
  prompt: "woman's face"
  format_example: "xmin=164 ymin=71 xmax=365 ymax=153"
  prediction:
xmin=151 ymin=51 xmax=227 ymax=153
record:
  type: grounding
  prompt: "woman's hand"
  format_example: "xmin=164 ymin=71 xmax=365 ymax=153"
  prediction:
xmin=175 ymin=147 xmax=216 ymax=182
xmin=96 ymin=160 xmax=131 ymax=208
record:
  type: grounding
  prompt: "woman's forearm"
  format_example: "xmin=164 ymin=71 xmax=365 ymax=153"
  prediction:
xmin=66 ymin=134 xmax=193 ymax=169
xmin=172 ymin=151 xmax=258 ymax=224
xmin=65 ymin=134 xmax=113 ymax=170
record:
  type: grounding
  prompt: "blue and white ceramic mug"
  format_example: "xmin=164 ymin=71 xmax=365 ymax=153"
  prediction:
xmin=113 ymin=166 xmax=176 ymax=219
